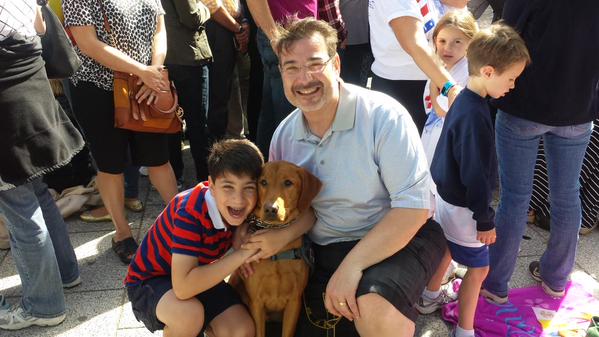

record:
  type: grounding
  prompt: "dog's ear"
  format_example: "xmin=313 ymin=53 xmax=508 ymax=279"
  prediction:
xmin=297 ymin=168 xmax=322 ymax=212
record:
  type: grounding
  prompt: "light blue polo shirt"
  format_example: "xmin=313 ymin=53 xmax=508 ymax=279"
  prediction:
xmin=270 ymin=83 xmax=431 ymax=245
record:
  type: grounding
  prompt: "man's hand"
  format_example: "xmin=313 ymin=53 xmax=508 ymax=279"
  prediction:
xmin=241 ymin=228 xmax=291 ymax=262
xmin=235 ymin=22 xmax=250 ymax=54
xmin=324 ymin=263 xmax=362 ymax=321
xmin=477 ymin=228 xmax=496 ymax=245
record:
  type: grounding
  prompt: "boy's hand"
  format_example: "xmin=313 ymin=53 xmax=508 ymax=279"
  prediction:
xmin=241 ymin=228 xmax=290 ymax=262
xmin=477 ymin=228 xmax=496 ymax=245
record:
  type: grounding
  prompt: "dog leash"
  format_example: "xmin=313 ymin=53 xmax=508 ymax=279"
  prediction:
xmin=302 ymin=292 xmax=342 ymax=337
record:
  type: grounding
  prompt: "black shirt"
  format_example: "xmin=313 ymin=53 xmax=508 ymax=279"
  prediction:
xmin=493 ymin=0 xmax=599 ymax=126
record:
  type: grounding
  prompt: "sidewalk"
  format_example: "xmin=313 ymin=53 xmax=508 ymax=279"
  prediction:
xmin=2 ymin=147 xmax=599 ymax=337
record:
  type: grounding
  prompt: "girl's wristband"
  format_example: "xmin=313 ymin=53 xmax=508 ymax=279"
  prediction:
xmin=441 ymin=81 xmax=456 ymax=97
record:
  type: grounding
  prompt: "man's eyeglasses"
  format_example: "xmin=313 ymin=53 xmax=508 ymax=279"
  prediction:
xmin=279 ymin=55 xmax=335 ymax=77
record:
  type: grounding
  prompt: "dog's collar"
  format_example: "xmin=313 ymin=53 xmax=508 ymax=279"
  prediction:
xmin=247 ymin=214 xmax=293 ymax=233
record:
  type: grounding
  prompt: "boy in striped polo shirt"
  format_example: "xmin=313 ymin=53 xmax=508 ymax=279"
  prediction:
xmin=125 ymin=139 xmax=263 ymax=337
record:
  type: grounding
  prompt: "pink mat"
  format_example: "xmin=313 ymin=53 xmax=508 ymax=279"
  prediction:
xmin=442 ymin=280 xmax=599 ymax=336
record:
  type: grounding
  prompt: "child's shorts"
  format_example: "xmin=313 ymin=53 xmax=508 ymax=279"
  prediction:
xmin=126 ymin=276 xmax=243 ymax=333
xmin=447 ymin=241 xmax=489 ymax=268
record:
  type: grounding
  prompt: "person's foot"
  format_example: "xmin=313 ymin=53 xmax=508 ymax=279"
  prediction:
xmin=112 ymin=236 xmax=138 ymax=264
xmin=124 ymin=198 xmax=144 ymax=212
xmin=528 ymin=261 xmax=565 ymax=298
xmin=79 ymin=206 xmax=112 ymax=222
xmin=0 ymin=306 xmax=65 ymax=330
xmin=415 ymin=282 xmax=458 ymax=314
xmin=480 ymin=288 xmax=508 ymax=305
xmin=580 ymin=218 xmax=599 ymax=235
xmin=63 ymin=276 xmax=82 ymax=289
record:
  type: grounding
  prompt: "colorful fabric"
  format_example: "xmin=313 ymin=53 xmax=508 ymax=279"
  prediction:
xmin=125 ymin=183 xmax=233 ymax=286
xmin=267 ymin=0 xmax=317 ymax=24
xmin=317 ymin=0 xmax=347 ymax=43
xmin=442 ymin=280 xmax=599 ymax=336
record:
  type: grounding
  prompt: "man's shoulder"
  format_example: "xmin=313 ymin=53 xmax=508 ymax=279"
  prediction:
xmin=348 ymin=84 xmax=409 ymax=120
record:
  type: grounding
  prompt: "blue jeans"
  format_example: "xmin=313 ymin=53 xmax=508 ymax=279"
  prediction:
xmin=255 ymin=29 xmax=294 ymax=157
xmin=0 ymin=178 xmax=79 ymax=317
xmin=124 ymin=165 xmax=139 ymax=199
xmin=484 ymin=111 xmax=592 ymax=296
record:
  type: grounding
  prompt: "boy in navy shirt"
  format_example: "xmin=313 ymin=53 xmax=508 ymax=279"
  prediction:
xmin=125 ymin=139 xmax=263 ymax=337
xmin=424 ymin=24 xmax=530 ymax=337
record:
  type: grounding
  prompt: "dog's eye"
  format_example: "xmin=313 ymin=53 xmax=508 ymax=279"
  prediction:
xmin=284 ymin=180 xmax=293 ymax=187
xmin=260 ymin=179 xmax=267 ymax=186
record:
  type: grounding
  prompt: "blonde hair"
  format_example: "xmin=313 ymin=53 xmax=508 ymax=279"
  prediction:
xmin=467 ymin=23 xmax=531 ymax=75
xmin=432 ymin=10 xmax=479 ymax=48
xmin=274 ymin=17 xmax=338 ymax=58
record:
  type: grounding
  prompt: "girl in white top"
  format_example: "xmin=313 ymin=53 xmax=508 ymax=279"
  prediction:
xmin=421 ymin=11 xmax=479 ymax=168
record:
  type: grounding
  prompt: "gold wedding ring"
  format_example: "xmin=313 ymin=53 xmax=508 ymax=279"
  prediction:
xmin=338 ymin=302 xmax=346 ymax=306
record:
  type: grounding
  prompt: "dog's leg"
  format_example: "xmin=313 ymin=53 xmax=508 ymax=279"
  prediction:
xmin=250 ymin=301 xmax=266 ymax=337
xmin=281 ymin=298 xmax=303 ymax=337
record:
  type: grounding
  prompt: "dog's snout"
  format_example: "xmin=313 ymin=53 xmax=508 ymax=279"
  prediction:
xmin=263 ymin=203 xmax=279 ymax=217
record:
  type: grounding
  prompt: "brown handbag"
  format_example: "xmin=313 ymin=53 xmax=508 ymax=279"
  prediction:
xmin=97 ymin=0 xmax=183 ymax=134
xmin=113 ymin=69 xmax=183 ymax=134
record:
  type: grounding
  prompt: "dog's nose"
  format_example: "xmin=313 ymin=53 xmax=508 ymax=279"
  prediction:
xmin=263 ymin=203 xmax=279 ymax=218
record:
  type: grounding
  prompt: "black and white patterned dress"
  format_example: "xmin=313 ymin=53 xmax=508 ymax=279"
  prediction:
xmin=63 ymin=0 xmax=164 ymax=91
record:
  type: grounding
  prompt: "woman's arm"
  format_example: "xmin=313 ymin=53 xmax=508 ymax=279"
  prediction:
xmin=34 ymin=5 xmax=46 ymax=35
xmin=390 ymin=16 xmax=461 ymax=106
xmin=150 ymin=15 xmax=167 ymax=66
xmin=69 ymin=25 xmax=165 ymax=92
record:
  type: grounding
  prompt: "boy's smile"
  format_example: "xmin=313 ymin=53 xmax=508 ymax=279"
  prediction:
xmin=209 ymin=172 xmax=258 ymax=226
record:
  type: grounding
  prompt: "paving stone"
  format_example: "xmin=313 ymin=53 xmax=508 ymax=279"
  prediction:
xmin=0 ymin=290 xmax=123 ymax=337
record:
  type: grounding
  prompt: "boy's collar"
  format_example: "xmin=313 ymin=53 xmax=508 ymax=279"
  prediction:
xmin=204 ymin=189 xmax=227 ymax=231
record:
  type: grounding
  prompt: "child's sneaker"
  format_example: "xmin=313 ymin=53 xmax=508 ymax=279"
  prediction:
xmin=528 ymin=261 xmax=565 ymax=298
xmin=0 ymin=305 xmax=65 ymax=330
xmin=480 ymin=288 xmax=508 ymax=305
xmin=415 ymin=282 xmax=458 ymax=314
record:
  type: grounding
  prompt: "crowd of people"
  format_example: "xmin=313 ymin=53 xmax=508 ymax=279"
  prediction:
xmin=1 ymin=0 xmax=598 ymax=336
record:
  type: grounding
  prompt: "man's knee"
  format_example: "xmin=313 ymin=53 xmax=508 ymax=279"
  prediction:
xmin=355 ymin=293 xmax=415 ymax=337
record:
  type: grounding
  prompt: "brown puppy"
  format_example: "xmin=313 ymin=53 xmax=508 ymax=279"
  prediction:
xmin=235 ymin=161 xmax=321 ymax=337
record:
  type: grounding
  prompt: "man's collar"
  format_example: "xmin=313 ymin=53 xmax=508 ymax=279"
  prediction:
xmin=204 ymin=189 xmax=227 ymax=231
xmin=293 ymin=82 xmax=357 ymax=140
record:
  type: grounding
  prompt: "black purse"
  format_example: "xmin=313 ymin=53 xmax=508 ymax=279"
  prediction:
xmin=39 ymin=5 xmax=82 ymax=79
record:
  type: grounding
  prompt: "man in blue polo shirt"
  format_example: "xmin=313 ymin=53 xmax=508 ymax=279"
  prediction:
xmin=241 ymin=17 xmax=446 ymax=337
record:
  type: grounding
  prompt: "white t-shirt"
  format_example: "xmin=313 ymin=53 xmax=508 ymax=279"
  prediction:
xmin=368 ymin=0 xmax=441 ymax=80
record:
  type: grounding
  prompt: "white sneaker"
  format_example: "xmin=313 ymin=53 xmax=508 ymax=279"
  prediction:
xmin=0 ymin=306 xmax=65 ymax=330
xmin=415 ymin=282 xmax=458 ymax=314
xmin=138 ymin=166 xmax=149 ymax=176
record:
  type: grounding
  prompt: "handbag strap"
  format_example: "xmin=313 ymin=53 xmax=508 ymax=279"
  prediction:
xmin=96 ymin=0 xmax=118 ymax=48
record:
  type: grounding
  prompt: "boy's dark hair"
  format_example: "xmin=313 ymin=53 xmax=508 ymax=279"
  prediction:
xmin=467 ymin=23 xmax=531 ymax=76
xmin=274 ymin=17 xmax=338 ymax=58
xmin=207 ymin=139 xmax=264 ymax=180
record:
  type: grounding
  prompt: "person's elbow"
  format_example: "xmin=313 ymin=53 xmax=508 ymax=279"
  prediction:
xmin=172 ymin=280 xmax=193 ymax=300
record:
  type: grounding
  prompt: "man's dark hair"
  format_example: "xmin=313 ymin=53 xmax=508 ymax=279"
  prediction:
xmin=275 ymin=17 xmax=338 ymax=58
xmin=207 ymin=139 xmax=264 ymax=180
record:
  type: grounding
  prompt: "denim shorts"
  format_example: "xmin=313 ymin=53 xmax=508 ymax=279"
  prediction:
xmin=126 ymin=277 xmax=242 ymax=334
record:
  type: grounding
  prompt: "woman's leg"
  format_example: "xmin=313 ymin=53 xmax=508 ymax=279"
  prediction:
xmin=95 ymin=172 xmax=131 ymax=242
xmin=147 ymin=162 xmax=178 ymax=204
